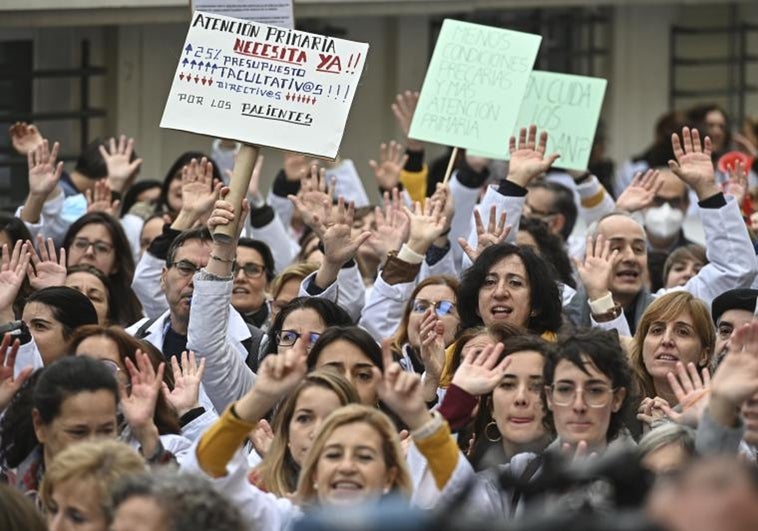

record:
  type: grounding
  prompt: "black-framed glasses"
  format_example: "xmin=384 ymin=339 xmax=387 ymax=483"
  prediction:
xmin=170 ymin=259 xmax=202 ymax=277
xmin=72 ymin=238 xmax=113 ymax=255
xmin=277 ymin=329 xmax=321 ymax=348
xmin=235 ymin=262 xmax=266 ymax=279
xmin=548 ymin=383 xmax=617 ymax=408
xmin=411 ymin=299 xmax=457 ymax=317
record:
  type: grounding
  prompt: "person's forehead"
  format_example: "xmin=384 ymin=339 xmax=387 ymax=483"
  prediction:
xmin=655 ymin=170 xmax=687 ymax=199
xmin=174 ymin=239 xmax=211 ymax=261
xmin=553 ymin=357 xmax=610 ymax=383
xmin=597 ymin=215 xmax=645 ymax=239
xmin=237 ymin=246 xmax=264 ymax=263
xmin=488 ymin=254 xmax=527 ymax=274
xmin=66 ymin=271 xmax=106 ymax=291
xmin=416 ymin=283 xmax=455 ymax=301
xmin=718 ymin=308 xmax=755 ymax=326
xmin=526 ymin=187 xmax=555 ymax=209
xmin=77 ymin=223 xmax=111 ymax=240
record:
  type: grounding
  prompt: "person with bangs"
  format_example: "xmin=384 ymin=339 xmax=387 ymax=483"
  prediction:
xmin=387 ymin=276 xmax=460 ymax=374
xmin=62 ymin=212 xmax=144 ymax=325
xmin=415 ymin=329 xmax=633 ymax=519
xmin=306 ymin=326 xmax=385 ymax=407
xmin=182 ymin=336 xmax=475 ymax=530
xmin=630 ymin=291 xmax=714 ymax=408
xmin=40 ymin=439 xmax=147 ymax=531
xmin=248 ymin=370 xmax=360 ymax=496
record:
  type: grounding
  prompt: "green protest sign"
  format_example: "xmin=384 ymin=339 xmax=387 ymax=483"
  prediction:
xmin=409 ymin=19 xmax=541 ymax=155
xmin=473 ymin=71 xmax=607 ymax=171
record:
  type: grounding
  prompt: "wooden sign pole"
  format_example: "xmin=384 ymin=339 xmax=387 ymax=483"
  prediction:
xmin=213 ymin=143 xmax=259 ymax=243
xmin=442 ymin=146 xmax=459 ymax=184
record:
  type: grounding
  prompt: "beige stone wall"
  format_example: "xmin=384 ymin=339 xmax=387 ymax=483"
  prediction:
xmin=1 ymin=1 xmax=757 ymax=203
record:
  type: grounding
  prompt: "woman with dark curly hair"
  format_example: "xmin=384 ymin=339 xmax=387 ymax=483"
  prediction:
xmin=457 ymin=243 xmax=563 ymax=337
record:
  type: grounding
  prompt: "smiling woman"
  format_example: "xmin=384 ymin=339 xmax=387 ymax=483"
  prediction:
xmin=630 ymin=291 xmax=715 ymax=406
xmin=251 ymin=370 xmax=360 ymax=497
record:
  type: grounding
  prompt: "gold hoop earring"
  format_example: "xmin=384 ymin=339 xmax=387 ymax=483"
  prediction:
xmin=485 ymin=421 xmax=502 ymax=442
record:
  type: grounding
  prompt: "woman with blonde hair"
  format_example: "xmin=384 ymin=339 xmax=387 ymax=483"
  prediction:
xmin=40 ymin=439 xmax=147 ymax=531
xmin=184 ymin=338 xmax=458 ymax=529
xmin=250 ymin=369 xmax=360 ymax=496
xmin=630 ymin=291 xmax=715 ymax=406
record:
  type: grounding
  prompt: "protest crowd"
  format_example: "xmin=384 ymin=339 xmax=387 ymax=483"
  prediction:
xmin=4 ymin=12 xmax=758 ymax=531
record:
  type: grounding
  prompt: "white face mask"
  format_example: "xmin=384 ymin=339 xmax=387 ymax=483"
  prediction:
xmin=643 ymin=202 xmax=684 ymax=240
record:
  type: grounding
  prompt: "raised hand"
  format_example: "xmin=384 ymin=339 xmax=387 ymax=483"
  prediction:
xmin=615 ymin=169 xmax=662 ymax=213
xmin=723 ymin=159 xmax=748 ymax=205
xmin=391 ymin=90 xmax=422 ymax=152
xmin=248 ymin=419 xmax=275 ymax=457
xmin=314 ymin=196 xmax=371 ymax=267
xmin=0 ymin=242 xmax=31 ymax=319
xmin=507 ymin=125 xmax=560 ymax=187
xmin=656 ymin=362 xmax=710 ymax=425
xmin=636 ymin=396 xmax=670 ymax=433
xmin=451 ymin=342 xmax=509 ymax=396
xmin=99 ymin=135 xmax=142 ymax=193
xmin=207 ymin=187 xmax=250 ymax=243
xmin=369 ymin=141 xmax=408 ymax=191
xmin=9 ymin=122 xmax=43 ymax=155
xmin=457 ymin=206 xmax=509 ymax=263
xmin=375 ymin=340 xmax=433 ymax=430
xmin=283 ymin=152 xmax=311 ymax=182
xmin=121 ymin=350 xmax=165 ymax=434
xmin=247 ymin=153 xmax=265 ymax=200
xmin=709 ymin=322 xmax=758 ymax=410
xmin=418 ymin=309 xmax=446 ymax=402
xmin=404 ymin=198 xmax=447 ymax=255
xmin=27 ymin=235 xmax=66 ymax=290
xmin=575 ymin=234 xmax=619 ymax=302
xmin=733 ymin=131 xmax=758 ymax=157
xmin=431 ymin=182 xmax=455 ymax=237
xmin=27 ymin=139 xmax=63 ymax=198
xmin=178 ymin=157 xmax=219 ymax=222
xmin=240 ymin=339 xmax=309 ymax=418
xmin=161 ymin=350 xmax=206 ymax=417
xmin=0 ymin=334 xmax=34 ymax=412
xmin=364 ymin=189 xmax=410 ymax=262
xmin=668 ymin=127 xmax=720 ymax=201
xmin=289 ymin=164 xmax=334 ymax=229
xmin=85 ymin=179 xmax=120 ymax=216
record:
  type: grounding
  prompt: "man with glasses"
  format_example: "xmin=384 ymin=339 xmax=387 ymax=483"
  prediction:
xmin=128 ymin=225 xmax=259 ymax=415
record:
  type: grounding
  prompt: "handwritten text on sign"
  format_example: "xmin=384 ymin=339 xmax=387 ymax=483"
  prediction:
xmin=160 ymin=12 xmax=368 ymax=159
xmin=409 ymin=19 xmax=541 ymax=155
xmin=506 ymin=71 xmax=608 ymax=171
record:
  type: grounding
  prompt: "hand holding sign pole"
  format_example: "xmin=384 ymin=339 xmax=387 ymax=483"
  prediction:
xmin=214 ymin=143 xmax=259 ymax=243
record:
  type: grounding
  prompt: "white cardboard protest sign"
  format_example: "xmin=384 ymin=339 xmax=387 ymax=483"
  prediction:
xmin=191 ymin=0 xmax=294 ymax=29
xmin=160 ymin=11 xmax=368 ymax=159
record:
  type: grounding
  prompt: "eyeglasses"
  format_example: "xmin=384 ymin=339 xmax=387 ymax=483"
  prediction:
xmin=72 ymin=238 xmax=113 ymax=255
xmin=548 ymin=383 xmax=617 ymax=408
xmin=277 ymin=329 xmax=321 ymax=348
xmin=411 ymin=299 xmax=457 ymax=317
xmin=170 ymin=259 xmax=202 ymax=277
xmin=99 ymin=359 xmax=130 ymax=389
xmin=235 ymin=262 xmax=266 ymax=279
